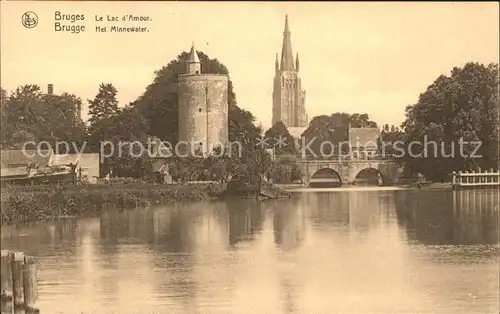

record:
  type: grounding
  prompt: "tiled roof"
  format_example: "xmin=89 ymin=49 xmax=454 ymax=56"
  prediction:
xmin=348 ymin=128 xmax=380 ymax=148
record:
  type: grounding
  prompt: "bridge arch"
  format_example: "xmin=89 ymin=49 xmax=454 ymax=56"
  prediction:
xmin=309 ymin=168 xmax=342 ymax=188
xmin=354 ymin=167 xmax=386 ymax=186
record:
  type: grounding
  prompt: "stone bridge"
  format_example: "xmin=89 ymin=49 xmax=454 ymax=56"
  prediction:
xmin=297 ymin=158 xmax=402 ymax=186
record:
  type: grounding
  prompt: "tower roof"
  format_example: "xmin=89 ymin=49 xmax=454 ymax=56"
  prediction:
xmin=187 ymin=43 xmax=200 ymax=63
xmin=280 ymin=15 xmax=295 ymax=71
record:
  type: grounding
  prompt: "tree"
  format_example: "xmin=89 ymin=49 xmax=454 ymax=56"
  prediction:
xmin=401 ymin=62 xmax=499 ymax=181
xmin=264 ymin=121 xmax=297 ymax=155
xmin=0 ymin=87 xmax=7 ymax=105
xmin=348 ymin=113 xmax=378 ymax=128
xmin=10 ymin=130 xmax=36 ymax=149
xmin=87 ymin=83 xmax=141 ymax=151
xmin=88 ymin=83 xmax=120 ymax=125
xmin=94 ymin=105 xmax=150 ymax=177
xmin=3 ymin=85 xmax=44 ymax=143
xmin=42 ymin=92 xmax=86 ymax=152
xmin=1 ymin=87 xmax=9 ymax=146
xmin=377 ymin=127 xmax=405 ymax=159
xmin=269 ymin=157 xmax=304 ymax=183
xmin=0 ymin=85 xmax=85 ymax=150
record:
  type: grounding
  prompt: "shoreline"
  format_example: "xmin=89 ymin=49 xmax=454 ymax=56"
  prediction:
xmin=277 ymin=183 xmax=455 ymax=192
xmin=0 ymin=182 xmax=222 ymax=226
xmin=2 ymin=181 xmax=489 ymax=226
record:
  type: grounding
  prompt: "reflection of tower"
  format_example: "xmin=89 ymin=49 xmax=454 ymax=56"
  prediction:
xmin=273 ymin=200 xmax=306 ymax=250
xmin=152 ymin=207 xmax=171 ymax=245
xmin=178 ymin=43 xmax=229 ymax=155
xmin=311 ymin=192 xmax=350 ymax=229
xmin=348 ymin=192 xmax=387 ymax=242
xmin=228 ymin=200 xmax=265 ymax=245
xmin=280 ymin=276 xmax=298 ymax=314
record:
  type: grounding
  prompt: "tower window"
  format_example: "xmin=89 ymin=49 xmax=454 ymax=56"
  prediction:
xmin=195 ymin=71 xmax=200 ymax=74
xmin=198 ymin=108 xmax=202 ymax=112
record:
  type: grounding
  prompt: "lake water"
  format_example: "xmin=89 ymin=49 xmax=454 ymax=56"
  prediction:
xmin=1 ymin=189 xmax=499 ymax=314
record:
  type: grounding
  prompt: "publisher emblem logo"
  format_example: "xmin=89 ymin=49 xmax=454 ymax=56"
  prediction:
xmin=22 ymin=11 xmax=38 ymax=28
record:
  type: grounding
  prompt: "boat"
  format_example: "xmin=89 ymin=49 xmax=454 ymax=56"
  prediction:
xmin=219 ymin=174 xmax=291 ymax=200
xmin=1 ymin=164 xmax=76 ymax=186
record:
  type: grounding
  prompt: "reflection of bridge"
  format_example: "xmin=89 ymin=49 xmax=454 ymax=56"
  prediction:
xmin=297 ymin=158 xmax=401 ymax=186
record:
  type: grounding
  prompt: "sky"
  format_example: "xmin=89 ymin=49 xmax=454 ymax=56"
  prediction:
xmin=1 ymin=2 xmax=498 ymax=131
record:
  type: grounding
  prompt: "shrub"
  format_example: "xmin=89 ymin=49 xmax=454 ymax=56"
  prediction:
xmin=0 ymin=182 xmax=221 ymax=225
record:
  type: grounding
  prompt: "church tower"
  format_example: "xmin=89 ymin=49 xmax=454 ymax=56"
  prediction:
xmin=272 ymin=15 xmax=308 ymax=128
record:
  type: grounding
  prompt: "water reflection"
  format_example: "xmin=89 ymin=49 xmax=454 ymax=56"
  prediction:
xmin=0 ymin=190 xmax=498 ymax=313
xmin=395 ymin=189 xmax=499 ymax=245
xmin=228 ymin=200 xmax=265 ymax=246
xmin=273 ymin=198 xmax=307 ymax=250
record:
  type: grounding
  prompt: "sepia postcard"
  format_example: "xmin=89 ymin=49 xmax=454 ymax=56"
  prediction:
xmin=0 ymin=2 xmax=499 ymax=314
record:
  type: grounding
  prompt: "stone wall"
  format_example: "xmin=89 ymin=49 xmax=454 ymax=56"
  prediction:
xmin=178 ymin=74 xmax=228 ymax=155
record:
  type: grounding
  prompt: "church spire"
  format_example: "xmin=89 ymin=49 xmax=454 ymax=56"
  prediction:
xmin=296 ymin=52 xmax=300 ymax=71
xmin=280 ymin=15 xmax=294 ymax=71
xmin=275 ymin=53 xmax=279 ymax=72
xmin=186 ymin=42 xmax=201 ymax=74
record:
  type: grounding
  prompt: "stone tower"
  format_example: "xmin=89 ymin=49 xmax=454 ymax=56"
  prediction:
xmin=272 ymin=15 xmax=308 ymax=128
xmin=178 ymin=43 xmax=229 ymax=156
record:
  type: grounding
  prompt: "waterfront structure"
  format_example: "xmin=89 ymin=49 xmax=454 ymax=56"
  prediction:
xmin=272 ymin=15 xmax=308 ymax=128
xmin=298 ymin=158 xmax=401 ymax=186
xmin=177 ymin=44 xmax=229 ymax=155
xmin=452 ymin=170 xmax=500 ymax=189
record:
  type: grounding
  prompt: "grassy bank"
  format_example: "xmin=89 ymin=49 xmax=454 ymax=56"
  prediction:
xmin=1 ymin=181 xmax=222 ymax=225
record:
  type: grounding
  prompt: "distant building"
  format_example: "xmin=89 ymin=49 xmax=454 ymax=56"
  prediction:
xmin=0 ymin=149 xmax=54 ymax=169
xmin=348 ymin=127 xmax=380 ymax=159
xmin=177 ymin=43 xmax=229 ymax=156
xmin=146 ymin=137 xmax=173 ymax=183
xmin=272 ymin=15 xmax=308 ymax=128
